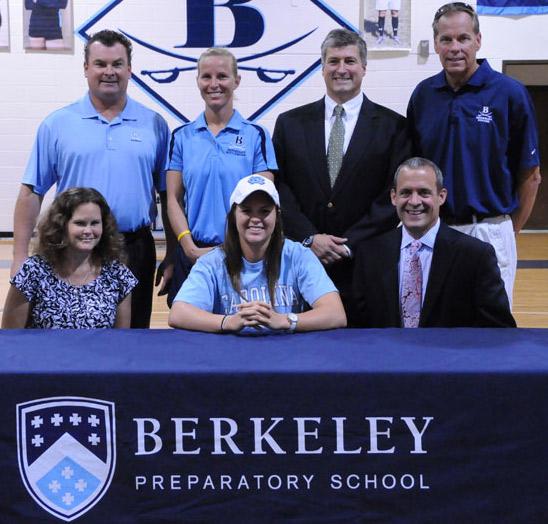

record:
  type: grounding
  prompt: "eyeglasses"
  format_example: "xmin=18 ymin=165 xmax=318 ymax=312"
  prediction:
xmin=434 ymin=2 xmax=475 ymax=22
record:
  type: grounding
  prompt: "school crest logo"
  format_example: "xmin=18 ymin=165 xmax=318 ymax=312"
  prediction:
xmin=77 ymin=0 xmax=355 ymax=122
xmin=17 ymin=397 xmax=116 ymax=522
xmin=476 ymin=105 xmax=493 ymax=124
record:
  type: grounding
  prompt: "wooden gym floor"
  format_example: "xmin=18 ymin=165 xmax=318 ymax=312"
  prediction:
xmin=0 ymin=234 xmax=547 ymax=328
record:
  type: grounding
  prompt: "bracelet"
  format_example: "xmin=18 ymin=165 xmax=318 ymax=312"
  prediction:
xmin=177 ymin=229 xmax=191 ymax=242
xmin=220 ymin=314 xmax=229 ymax=332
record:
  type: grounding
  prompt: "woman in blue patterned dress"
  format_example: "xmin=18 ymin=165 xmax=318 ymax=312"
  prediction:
xmin=2 ymin=188 xmax=137 ymax=328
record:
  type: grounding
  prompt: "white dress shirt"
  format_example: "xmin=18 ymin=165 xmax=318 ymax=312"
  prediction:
xmin=324 ymin=92 xmax=363 ymax=155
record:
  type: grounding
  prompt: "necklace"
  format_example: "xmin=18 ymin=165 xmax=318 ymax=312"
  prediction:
xmin=65 ymin=265 xmax=95 ymax=287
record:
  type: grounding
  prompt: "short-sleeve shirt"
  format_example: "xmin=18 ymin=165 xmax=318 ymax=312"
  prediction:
xmin=167 ymin=110 xmax=278 ymax=244
xmin=407 ymin=59 xmax=539 ymax=219
xmin=22 ymin=94 xmax=170 ymax=232
xmin=11 ymin=256 xmax=137 ymax=329
xmin=174 ymin=239 xmax=337 ymax=334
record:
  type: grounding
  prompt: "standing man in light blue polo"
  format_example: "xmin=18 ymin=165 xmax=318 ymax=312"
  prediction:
xmin=11 ymin=29 xmax=174 ymax=328
xmin=407 ymin=3 xmax=541 ymax=305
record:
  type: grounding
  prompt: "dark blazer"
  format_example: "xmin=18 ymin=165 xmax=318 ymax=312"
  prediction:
xmin=353 ymin=223 xmax=516 ymax=328
xmin=273 ymin=94 xmax=410 ymax=249
xmin=273 ymin=95 xmax=410 ymax=325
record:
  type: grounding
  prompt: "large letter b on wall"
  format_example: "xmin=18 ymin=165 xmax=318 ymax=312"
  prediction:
xmin=183 ymin=0 xmax=265 ymax=47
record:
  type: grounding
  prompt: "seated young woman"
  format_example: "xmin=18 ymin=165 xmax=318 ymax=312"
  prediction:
xmin=2 ymin=187 xmax=137 ymax=329
xmin=168 ymin=175 xmax=347 ymax=334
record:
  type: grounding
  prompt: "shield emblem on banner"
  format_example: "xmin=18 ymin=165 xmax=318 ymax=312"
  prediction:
xmin=17 ymin=397 xmax=116 ymax=522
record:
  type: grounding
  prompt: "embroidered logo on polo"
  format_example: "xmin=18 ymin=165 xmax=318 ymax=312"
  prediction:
xmin=17 ymin=397 xmax=116 ymax=522
xmin=227 ymin=135 xmax=247 ymax=156
xmin=130 ymin=131 xmax=143 ymax=142
xmin=476 ymin=105 xmax=493 ymax=124
xmin=227 ymin=148 xmax=247 ymax=157
xmin=77 ymin=0 xmax=355 ymax=123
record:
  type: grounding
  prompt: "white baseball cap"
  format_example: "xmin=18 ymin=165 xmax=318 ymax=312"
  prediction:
xmin=229 ymin=175 xmax=280 ymax=207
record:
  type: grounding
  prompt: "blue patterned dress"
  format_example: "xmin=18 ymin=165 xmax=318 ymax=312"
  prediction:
xmin=11 ymin=256 xmax=137 ymax=328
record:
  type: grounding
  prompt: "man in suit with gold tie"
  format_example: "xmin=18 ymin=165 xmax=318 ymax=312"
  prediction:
xmin=273 ymin=28 xmax=410 ymax=325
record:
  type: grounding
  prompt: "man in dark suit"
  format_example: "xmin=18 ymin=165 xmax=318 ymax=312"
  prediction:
xmin=354 ymin=157 xmax=516 ymax=328
xmin=273 ymin=28 xmax=410 ymax=325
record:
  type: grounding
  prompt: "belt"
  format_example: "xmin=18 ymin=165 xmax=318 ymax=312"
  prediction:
xmin=443 ymin=213 xmax=499 ymax=226
xmin=122 ymin=226 xmax=151 ymax=242
xmin=196 ymin=240 xmax=217 ymax=248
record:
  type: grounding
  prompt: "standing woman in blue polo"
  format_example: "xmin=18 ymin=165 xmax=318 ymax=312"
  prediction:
xmin=166 ymin=48 xmax=278 ymax=305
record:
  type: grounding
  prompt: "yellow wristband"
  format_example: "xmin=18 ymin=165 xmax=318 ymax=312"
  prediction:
xmin=177 ymin=229 xmax=191 ymax=242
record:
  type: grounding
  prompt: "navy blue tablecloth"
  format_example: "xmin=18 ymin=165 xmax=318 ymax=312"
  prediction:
xmin=1 ymin=329 xmax=547 ymax=523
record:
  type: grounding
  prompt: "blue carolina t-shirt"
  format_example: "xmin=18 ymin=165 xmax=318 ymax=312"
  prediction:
xmin=174 ymin=239 xmax=338 ymax=334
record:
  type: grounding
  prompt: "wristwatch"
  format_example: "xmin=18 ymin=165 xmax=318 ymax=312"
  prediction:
xmin=302 ymin=235 xmax=314 ymax=248
xmin=287 ymin=313 xmax=298 ymax=333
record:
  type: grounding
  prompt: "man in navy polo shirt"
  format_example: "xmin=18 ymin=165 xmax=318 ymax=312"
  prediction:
xmin=407 ymin=2 xmax=541 ymax=305
xmin=11 ymin=30 xmax=175 ymax=328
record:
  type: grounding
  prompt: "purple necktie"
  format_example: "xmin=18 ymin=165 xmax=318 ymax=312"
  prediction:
xmin=401 ymin=240 xmax=422 ymax=328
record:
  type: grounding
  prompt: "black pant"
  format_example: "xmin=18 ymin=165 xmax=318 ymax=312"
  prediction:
xmin=327 ymin=258 xmax=360 ymax=328
xmin=167 ymin=240 xmax=217 ymax=308
xmin=123 ymin=228 xmax=156 ymax=328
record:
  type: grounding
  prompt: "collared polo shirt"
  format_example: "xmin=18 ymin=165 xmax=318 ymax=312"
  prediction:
xmin=23 ymin=94 xmax=170 ymax=232
xmin=407 ymin=60 xmax=539 ymax=220
xmin=167 ymin=110 xmax=277 ymax=244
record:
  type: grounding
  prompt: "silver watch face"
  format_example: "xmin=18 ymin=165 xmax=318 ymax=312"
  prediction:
xmin=288 ymin=313 xmax=298 ymax=323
